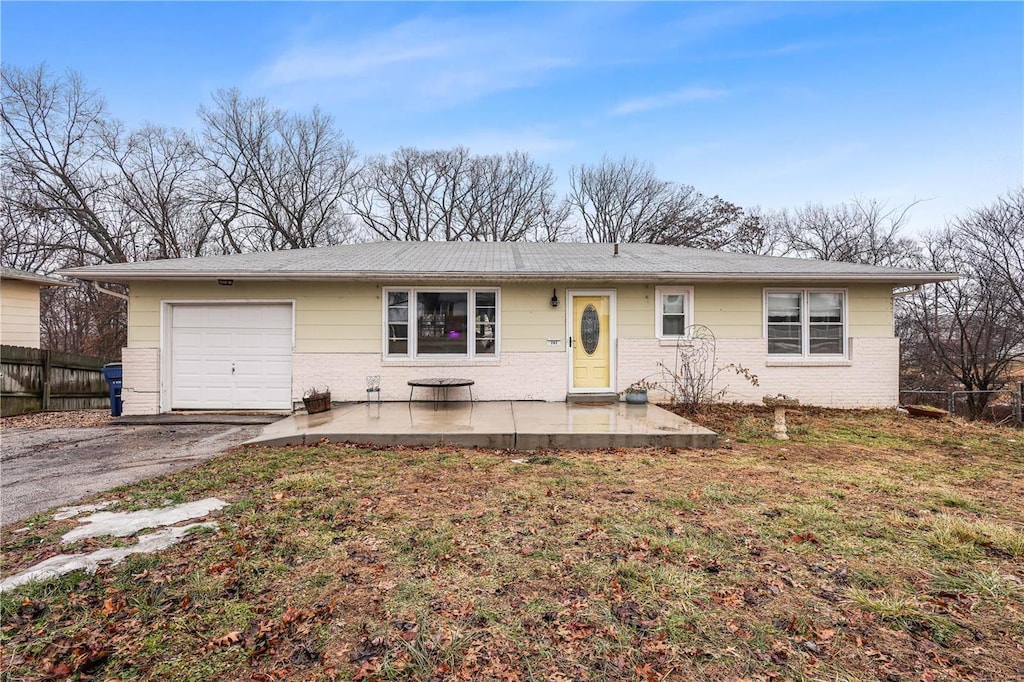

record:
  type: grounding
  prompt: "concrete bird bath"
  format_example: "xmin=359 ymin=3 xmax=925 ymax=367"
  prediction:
xmin=763 ymin=394 xmax=800 ymax=440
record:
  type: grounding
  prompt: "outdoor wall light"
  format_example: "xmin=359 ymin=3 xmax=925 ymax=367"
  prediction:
xmin=217 ymin=279 xmax=234 ymax=286
xmin=551 ymin=289 xmax=559 ymax=307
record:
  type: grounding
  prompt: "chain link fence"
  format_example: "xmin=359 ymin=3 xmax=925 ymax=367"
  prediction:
xmin=900 ymin=383 xmax=1023 ymax=425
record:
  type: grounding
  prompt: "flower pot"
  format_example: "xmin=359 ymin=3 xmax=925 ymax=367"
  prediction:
xmin=303 ymin=392 xmax=332 ymax=414
xmin=624 ymin=390 xmax=648 ymax=405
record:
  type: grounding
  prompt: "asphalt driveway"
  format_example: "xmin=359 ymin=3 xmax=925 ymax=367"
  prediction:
xmin=1 ymin=423 xmax=263 ymax=524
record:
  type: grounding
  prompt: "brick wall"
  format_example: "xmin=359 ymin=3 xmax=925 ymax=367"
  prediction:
xmin=292 ymin=352 xmax=568 ymax=404
xmin=617 ymin=337 xmax=900 ymax=408
xmin=121 ymin=347 xmax=160 ymax=415
xmin=122 ymin=340 xmax=899 ymax=415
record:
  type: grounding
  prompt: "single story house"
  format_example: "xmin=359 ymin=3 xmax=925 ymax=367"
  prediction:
xmin=61 ymin=242 xmax=955 ymax=415
xmin=1 ymin=267 xmax=73 ymax=349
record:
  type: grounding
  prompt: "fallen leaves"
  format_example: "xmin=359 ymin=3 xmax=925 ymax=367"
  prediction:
xmin=786 ymin=532 xmax=821 ymax=545
xmin=0 ymin=409 xmax=111 ymax=429
xmin=207 ymin=630 xmax=242 ymax=650
xmin=3 ymin=406 xmax=1022 ymax=681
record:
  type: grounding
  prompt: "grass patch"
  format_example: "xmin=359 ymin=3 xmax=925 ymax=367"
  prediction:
xmin=2 ymin=408 xmax=1023 ymax=680
xmin=925 ymin=514 xmax=1024 ymax=559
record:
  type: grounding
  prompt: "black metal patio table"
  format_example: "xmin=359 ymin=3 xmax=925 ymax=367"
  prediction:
xmin=407 ymin=378 xmax=475 ymax=408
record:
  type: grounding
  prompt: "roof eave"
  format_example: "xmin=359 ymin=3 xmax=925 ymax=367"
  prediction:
xmin=58 ymin=269 xmax=959 ymax=285
xmin=2 ymin=274 xmax=75 ymax=286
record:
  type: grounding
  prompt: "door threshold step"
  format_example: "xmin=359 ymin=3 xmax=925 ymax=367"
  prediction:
xmin=566 ymin=393 xmax=619 ymax=404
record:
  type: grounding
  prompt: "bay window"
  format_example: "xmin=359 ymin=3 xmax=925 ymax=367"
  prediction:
xmin=765 ymin=289 xmax=846 ymax=357
xmin=386 ymin=288 xmax=499 ymax=358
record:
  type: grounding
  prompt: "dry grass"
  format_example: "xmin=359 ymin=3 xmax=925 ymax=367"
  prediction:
xmin=2 ymin=407 xmax=1023 ymax=681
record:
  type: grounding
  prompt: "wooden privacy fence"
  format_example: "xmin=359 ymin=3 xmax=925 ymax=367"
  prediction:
xmin=0 ymin=345 xmax=111 ymax=416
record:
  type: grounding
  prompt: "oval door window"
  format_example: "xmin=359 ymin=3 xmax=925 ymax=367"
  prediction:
xmin=581 ymin=304 xmax=600 ymax=355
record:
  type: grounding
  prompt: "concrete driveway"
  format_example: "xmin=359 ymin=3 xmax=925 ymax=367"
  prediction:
xmin=1 ymin=423 xmax=263 ymax=525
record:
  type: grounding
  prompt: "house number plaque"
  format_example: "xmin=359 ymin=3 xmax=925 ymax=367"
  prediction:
xmin=581 ymin=304 xmax=600 ymax=355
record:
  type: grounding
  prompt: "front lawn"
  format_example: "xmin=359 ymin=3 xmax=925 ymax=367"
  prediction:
xmin=2 ymin=408 xmax=1022 ymax=681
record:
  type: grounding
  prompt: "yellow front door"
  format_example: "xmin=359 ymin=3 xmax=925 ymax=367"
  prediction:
xmin=571 ymin=295 xmax=611 ymax=390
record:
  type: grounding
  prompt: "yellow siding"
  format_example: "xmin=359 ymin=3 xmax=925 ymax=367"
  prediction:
xmin=128 ymin=280 xmax=380 ymax=352
xmin=126 ymin=279 xmax=896 ymax=353
xmin=501 ymin=284 xmax=563 ymax=352
xmin=613 ymin=284 xmax=654 ymax=338
xmin=693 ymin=283 xmax=764 ymax=337
xmin=847 ymin=283 xmax=895 ymax=337
xmin=692 ymin=282 xmax=894 ymax=338
xmin=0 ymin=280 xmax=42 ymax=348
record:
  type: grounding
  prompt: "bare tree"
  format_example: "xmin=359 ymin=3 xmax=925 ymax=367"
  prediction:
xmin=1 ymin=65 xmax=132 ymax=264
xmin=900 ymin=217 xmax=1024 ymax=418
xmin=199 ymin=88 xmax=358 ymax=252
xmin=460 ymin=151 xmax=569 ymax=242
xmin=0 ymin=182 xmax=70 ymax=272
xmin=105 ymin=124 xmax=211 ymax=259
xmin=568 ymin=156 xmax=669 ymax=243
xmin=350 ymin=147 xmax=476 ymax=241
xmin=774 ymin=198 xmax=922 ymax=267
xmin=730 ymin=207 xmax=787 ymax=256
xmin=567 ymin=156 xmax=758 ymax=249
xmin=351 ymin=147 xmax=568 ymax=242
xmin=957 ymin=188 xmax=1024 ymax=326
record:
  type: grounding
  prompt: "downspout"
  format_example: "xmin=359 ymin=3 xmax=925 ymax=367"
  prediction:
xmin=892 ymin=284 xmax=921 ymax=299
xmin=94 ymin=281 xmax=129 ymax=301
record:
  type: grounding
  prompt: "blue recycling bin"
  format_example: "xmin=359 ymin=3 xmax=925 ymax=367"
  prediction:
xmin=102 ymin=363 xmax=123 ymax=417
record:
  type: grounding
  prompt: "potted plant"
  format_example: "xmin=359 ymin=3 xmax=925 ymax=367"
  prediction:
xmin=302 ymin=386 xmax=332 ymax=414
xmin=622 ymin=379 xmax=656 ymax=405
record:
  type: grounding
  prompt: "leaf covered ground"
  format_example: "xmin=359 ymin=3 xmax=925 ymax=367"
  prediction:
xmin=1 ymin=409 xmax=112 ymax=430
xmin=2 ymin=407 xmax=1023 ymax=681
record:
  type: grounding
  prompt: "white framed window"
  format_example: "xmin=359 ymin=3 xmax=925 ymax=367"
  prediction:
xmin=384 ymin=287 xmax=500 ymax=359
xmin=764 ymin=289 xmax=847 ymax=357
xmin=655 ymin=286 xmax=694 ymax=338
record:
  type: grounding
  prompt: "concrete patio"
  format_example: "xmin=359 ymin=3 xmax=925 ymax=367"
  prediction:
xmin=248 ymin=401 xmax=717 ymax=450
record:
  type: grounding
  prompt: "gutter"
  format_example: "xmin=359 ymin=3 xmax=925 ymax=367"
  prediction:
xmin=59 ymin=270 xmax=962 ymax=286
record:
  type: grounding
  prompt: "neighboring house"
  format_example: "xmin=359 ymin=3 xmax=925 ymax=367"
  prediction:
xmin=0 ymin=267 xmax=72 ymax=348
xmin=60 ymin=242 xmax=955 ymax=416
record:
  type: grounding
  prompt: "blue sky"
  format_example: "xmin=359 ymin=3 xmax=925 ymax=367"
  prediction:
xmin=3 ymin=1 xmax=1022 ymax=235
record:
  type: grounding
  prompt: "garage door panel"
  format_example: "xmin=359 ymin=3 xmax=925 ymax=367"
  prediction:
xmin=171 ymin=304 xmax=292 ymax=410
xmin=233 ymin=332 xmax=288 ymax=352
xmin=171 ymin=306 xmax=208 ymax=326
xmin=204 ymin=332 xmax=237 ymax=351
xmin=173 ymin=330 xmax=205 ymax=350
xmin=261 ymin=330 xmax=293 ymax=347
xmin=233 ymin=359 xmax=263 ymax=375
xmin=263 ymin=360 xmax=292 ymax=376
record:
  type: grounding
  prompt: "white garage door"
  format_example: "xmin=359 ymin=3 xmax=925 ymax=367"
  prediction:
xmin=170 ymin=304 xmax=292 ymax=410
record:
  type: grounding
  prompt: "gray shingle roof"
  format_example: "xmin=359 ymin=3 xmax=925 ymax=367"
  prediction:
xmin=58 ymin=242 xmax=956 ymax=284
xmin=1 ymin=266 xmax=74 ymax=286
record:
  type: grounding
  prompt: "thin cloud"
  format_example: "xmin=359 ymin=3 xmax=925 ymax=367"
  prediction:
xmin=256 ymin=13 xmax=581 ymax=111
xmin=610 ymin=87 xmax=729 ymax=116
xmin=265 ymin=42 xmax=453 ymax=84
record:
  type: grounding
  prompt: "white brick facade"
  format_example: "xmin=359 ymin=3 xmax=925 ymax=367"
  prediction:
xmin=124 ymin=341 xmax=899 ymax=413
xmin=617 ymin=337 xmax=900 ymax=408
xmin=292 ymin=352 xmax=568 ymax=404
xmin=120 ymin=347 xmax=161 ymax=415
